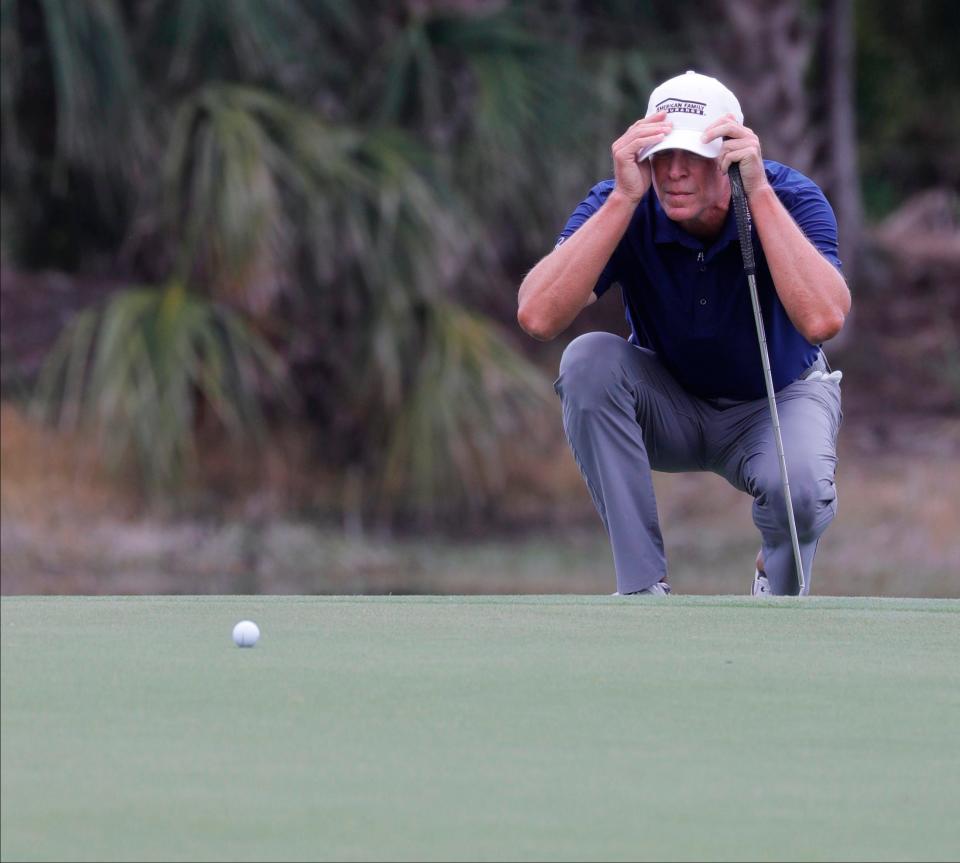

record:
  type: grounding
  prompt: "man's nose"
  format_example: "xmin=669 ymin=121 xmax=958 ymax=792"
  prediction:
xmin=666 ymin=152 xmax=689 ymax=176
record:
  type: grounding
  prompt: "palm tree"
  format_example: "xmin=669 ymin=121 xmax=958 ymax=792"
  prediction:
xmin=3 ymin=0 xmax=588 ymax=523
xmin=34 ymin=280 xmax=288 ymax=496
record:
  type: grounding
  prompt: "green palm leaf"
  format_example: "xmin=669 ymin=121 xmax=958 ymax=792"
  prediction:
xmin=34 ymin=281 xmax=290 ymax=495
xmin=37 ymin=0 xmax=142 ymax=181
xmin=378 ymin=301 xmax=555 ymax=525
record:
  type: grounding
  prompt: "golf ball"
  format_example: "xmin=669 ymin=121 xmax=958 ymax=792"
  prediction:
xmin=232 ymin=620 xmax=260 ymax=648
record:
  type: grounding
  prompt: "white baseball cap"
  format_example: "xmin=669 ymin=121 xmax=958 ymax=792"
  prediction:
xmin=640 ymin=70 xmax=743 ymax=161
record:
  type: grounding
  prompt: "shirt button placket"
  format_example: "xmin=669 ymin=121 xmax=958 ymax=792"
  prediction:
xmin=697 ymin=250 xmax=707 ymax=308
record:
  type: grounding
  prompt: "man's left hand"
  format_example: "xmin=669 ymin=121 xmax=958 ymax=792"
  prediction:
xmin=701 ymin=114 xmax=770 ymax=197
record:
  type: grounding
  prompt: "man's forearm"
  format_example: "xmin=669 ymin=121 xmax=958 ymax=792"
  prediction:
xmin=749 ymin=185 xmax=851 ymax=344
xmin=518 ymin=190 xmax=637 ymax=341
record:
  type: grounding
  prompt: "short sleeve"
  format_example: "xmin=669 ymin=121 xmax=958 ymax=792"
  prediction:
xmin=780 ymin=178 xmax=844 ymax=273
xmin=555 ymin=180 xmax=620 ymax=297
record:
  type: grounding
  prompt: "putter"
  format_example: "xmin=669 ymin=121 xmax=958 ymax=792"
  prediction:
xmin=728 ymin=162 xmax=808 ymax=595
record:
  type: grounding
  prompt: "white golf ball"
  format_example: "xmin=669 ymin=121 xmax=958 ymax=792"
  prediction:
xmin=232 ymin=620 xmax=260 ymax=648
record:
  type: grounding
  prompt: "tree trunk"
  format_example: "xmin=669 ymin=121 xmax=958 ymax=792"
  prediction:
xmin=699 ymin=0 xmax=819 ymax=175
xmin=824 ymin=0 xmax=863 ymax=287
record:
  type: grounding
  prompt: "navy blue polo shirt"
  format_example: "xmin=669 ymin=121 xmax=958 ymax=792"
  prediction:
xmin=556 ymin=160 xmax=843 ymax=400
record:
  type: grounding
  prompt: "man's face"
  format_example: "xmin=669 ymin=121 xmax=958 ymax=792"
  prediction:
xmin=649 ymin=148 xmax=729 ymax=231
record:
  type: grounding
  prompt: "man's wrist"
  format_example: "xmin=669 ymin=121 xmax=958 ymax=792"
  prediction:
xmin=608 ymin=187 xmax=644 ymax=209
xmin=746 ymin=181 xmax=776 ymax=204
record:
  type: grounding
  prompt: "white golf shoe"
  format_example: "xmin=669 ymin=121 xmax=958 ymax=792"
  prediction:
xmin=751 ymin=570 xmax=771 ymax=596
xmin=751 ymin=549 xmax=771 ymax=596
xmin=612 ymin=580 xmax=672 ymax=596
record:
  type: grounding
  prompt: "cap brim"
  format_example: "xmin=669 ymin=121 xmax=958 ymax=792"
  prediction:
xmin=640 ymin=129 xmax=720 ymax=161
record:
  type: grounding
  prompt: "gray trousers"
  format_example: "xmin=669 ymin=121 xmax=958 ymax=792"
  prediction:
xmin=554 ymin=332 xmax=842 ymax=596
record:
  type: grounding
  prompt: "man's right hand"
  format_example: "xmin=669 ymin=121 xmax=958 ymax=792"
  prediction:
xmin=518 ymin=114 xmax=671 ymax=340
xmin=611 ymin=111 xmax=673 ymax=204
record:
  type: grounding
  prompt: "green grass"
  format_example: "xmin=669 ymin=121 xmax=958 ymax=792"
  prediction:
xmin=2 ymin=596 xmax=959 ymax=862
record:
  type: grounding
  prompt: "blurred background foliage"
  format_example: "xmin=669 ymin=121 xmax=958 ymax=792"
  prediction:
xmin=855 ymin=0 xmax=960 ymax=217
xmin=1 ymin=0 xmax=958 ymax=538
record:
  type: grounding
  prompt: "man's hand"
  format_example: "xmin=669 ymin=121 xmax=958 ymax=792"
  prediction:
xmin=611 ymin=112 xmax=673 ymax=203
xmin=703 ymin=114 xmax=850 ymax=344
xmin=701 ymin=113 xmax=770 ymax=197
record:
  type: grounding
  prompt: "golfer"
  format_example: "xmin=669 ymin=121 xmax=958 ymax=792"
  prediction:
xmin=517 ymin=71 xmax=850 ymax=596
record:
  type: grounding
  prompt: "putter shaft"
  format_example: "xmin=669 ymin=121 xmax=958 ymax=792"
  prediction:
xmin=728 ymin=164 xmax=807 ymax=595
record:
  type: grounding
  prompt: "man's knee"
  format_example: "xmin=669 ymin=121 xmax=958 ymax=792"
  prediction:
xmin=757 ymin=465 xmax=836 ymax=540
xmin=555 ymin=332 xmax=632 ymax=406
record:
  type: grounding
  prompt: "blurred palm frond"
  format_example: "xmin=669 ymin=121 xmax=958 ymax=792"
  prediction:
xmin=34 ymin=281 xmax=289 ymax=495
xmin=378 ymin=300 xmax=555 ymax=525
xmin=35 ymin=0 xmax=142 ymax=183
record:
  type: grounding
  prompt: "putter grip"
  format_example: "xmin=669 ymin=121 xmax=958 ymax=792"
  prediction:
xmin=728 ymin=163 xmax=756 ymax=276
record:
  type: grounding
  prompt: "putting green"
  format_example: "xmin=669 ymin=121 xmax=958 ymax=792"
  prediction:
xmin=2 ymin=596 xmax=958 ymax=862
